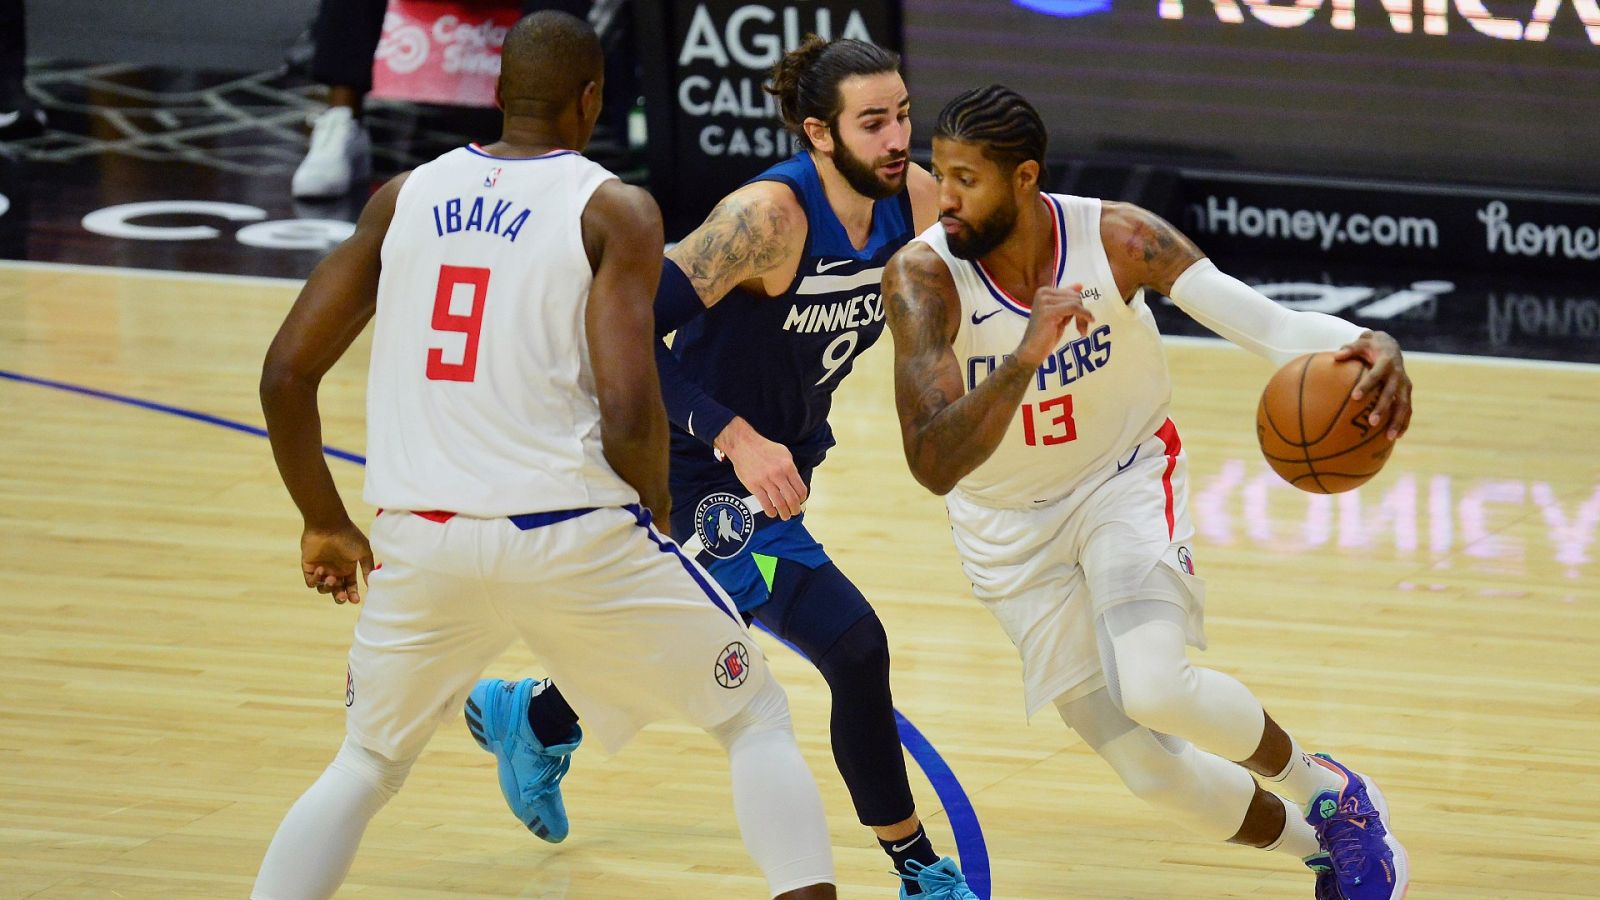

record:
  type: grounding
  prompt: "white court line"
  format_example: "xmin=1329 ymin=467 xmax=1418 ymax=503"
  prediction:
xmin=4 ymin=259 xmax=1597 ymax=371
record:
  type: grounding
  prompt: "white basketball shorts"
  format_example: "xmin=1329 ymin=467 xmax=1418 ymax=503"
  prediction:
xmin=945 ymin=420 xmax=1208 ymax=718
xmin=344 ymin=506 xmax=768 ymax=759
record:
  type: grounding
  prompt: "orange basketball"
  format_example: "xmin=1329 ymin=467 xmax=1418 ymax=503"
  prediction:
xmin=1256 ymin=352 xmax=1396 ymax=494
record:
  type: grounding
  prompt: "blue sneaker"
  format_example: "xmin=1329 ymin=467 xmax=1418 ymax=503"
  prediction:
xmin=898 ymin=856 xmax=977 ymax=900
xmin=465 ymin=678 xmax=582 ymax=843
xmin=1306 ymin=754 xmax=1409 ymax=900
xmin=1304 ymin=851 xmax=1340 ymax=900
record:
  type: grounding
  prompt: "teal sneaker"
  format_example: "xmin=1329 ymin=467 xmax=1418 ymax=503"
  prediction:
xmin=899 ymin=856 xmax=978 ymax=900
xmin=465 ymin=678 xmax=581 ymax=843
xmin=1305 ymin=850 xmax=1340 ymax=899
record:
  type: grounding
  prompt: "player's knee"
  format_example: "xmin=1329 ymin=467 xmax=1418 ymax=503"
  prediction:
xmin=1100 ymin=731 xmax=1188 ymax=811
xmin=813 ymin=612 xmax=890 ymax=692
xmin=709 ymin=676 xmax=793 ymax=750
xmin=1115 ymin=654 xmax=1189 ymax=730
xmin=332 ymin=736 xmax=416 ymax=800
xmin=1120 ymin=761 xmax=1189 ymax=810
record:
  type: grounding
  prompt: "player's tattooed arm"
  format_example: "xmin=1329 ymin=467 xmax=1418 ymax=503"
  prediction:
xmin=885 ymin=244 xmax=1036 ymax=495
xmin=666 ymin=182 xmax=803 ymax=305
xmin=1100 ymin=201 xmax=1206 ymax=300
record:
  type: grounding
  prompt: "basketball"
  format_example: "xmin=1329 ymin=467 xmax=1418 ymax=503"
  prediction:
xmin=1256 ymin=352 xmax=1396 ymax=494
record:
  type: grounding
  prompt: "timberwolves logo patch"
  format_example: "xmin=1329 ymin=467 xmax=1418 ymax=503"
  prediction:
xmin=715 ymin=641 xmax=751 ymax=688
xmin=695 ymin=492 xmax=753 ymax=559
xmin=1176 ymin=546 xmax=1195 ymax=575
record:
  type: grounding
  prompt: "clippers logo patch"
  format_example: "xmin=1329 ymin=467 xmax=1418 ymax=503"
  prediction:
xmin=715 ymin=641 xmax=751 ymax=688
xmin=695 ymin=492 xmax=753 ymax=559
xmin=1176 ymin=545 xmax=1195 ymax=575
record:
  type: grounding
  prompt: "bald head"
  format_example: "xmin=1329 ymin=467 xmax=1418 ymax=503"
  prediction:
xmin=498 ymin=10 xmax=603 ymax=119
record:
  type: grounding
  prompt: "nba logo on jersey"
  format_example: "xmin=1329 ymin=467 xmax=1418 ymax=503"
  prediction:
xmin=344 ymin=667 xmax=355 ymax=707
xmin=695 ymin=492 xmax=754 ymax=559
xmin=483 ymin=166 xmax=501 ymax=188
xmin=715 ymin=642 xmax=750 ymax=688
xmin=1176 ymin=546 xmax=1195 ymax=575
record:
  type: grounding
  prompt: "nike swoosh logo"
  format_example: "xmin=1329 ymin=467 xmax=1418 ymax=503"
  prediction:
xmin=1116 ymin=447 xmax=1140 ymax=472
xmin=970 ymin=308 xmax=1003 ymax=325
xmin=890 ymin=838 xmax=921 ymax=853
xmin=814 ymin=258 xmax=853 ymax=274
xmin=687 ymin=412 xmax=695 ymax=436
xmin=0 ymin=111 xmax=18 ymax=128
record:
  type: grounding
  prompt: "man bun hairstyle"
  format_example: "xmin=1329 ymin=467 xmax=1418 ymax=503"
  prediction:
xmin=765 ymin=35 xmax=901 ymax=149
xmin=934 ymin=84 xmax=1049 ymax=175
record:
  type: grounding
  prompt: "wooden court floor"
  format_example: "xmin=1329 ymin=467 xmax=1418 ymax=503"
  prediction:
xmin=2 ymin=261 xmax=1597 ymax=898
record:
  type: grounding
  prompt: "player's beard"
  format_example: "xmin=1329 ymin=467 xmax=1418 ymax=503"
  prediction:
xmin=945 ymin=198 xmax=1019 ymax=260
xmin=829 ymin=126 xmax=907 ymax=201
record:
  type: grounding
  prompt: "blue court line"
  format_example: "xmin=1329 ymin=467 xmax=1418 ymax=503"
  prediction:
xmin=1 ymin=367 xmax=992 ymax=898
xmin=0 ymin=369 xmax=367 ymax=464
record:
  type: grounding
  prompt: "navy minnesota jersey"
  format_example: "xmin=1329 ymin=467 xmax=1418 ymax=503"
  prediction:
xmin=667 ymin=152 xmax=914 ymax=508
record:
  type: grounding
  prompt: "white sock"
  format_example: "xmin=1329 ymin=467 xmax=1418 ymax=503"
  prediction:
xmin=710 ymin=679 xmax=834 ymax=897
xmin=1264 ymin=738 xmax=1344 ymax=807
xmin=1262 ymin=793 xmax=1323 ymax=859
xmin=252 ymin=738 xmax=413 ymax=900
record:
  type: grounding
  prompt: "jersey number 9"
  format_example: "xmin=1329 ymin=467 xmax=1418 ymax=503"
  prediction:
xmin=815 ymin=329 xmax=860 ymax=386
xmin=426 ymin=265 xmax=490 ymax=382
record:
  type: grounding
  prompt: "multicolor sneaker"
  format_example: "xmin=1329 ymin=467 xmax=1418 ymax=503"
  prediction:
xmin=1306 ymin=754 xmax=1409 ymax=899
xmin=1305 ymin=851 xmax=1340 ymax=900
xmin=898 ymin=856 xmax=978 ymax=900
xmin=465 ymin=678 xmax=582 ymax=843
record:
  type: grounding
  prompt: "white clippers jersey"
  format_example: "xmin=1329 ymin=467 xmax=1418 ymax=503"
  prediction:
xmin=363 ymin=145 xmax=639 ymax=517
xmin=915 ymin=193 xmax=1172 ymax=508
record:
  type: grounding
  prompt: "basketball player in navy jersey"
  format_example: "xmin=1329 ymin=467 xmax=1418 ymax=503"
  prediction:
xmin=467 ymin=36 xmax=977 ymax=900
xmin=883 ymin=85 xmax=1411 ymax=899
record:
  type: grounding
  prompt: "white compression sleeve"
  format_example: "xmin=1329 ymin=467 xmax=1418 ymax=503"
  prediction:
xmin=1056 ymin=688 xmax=1255 ymax=842
xmin=1167 ymin=258 xmax=1366 ymax=367
xmin=252 ymin=738 xmax=414 ymax=900
xmin=709 ymin=678 xmax=835 ymax=897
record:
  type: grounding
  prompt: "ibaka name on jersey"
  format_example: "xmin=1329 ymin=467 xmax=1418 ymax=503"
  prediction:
xmin=966 ymin=323 xmax=1113 ymax=391
xmin=431 ymin=195 xmax=533 ymax=242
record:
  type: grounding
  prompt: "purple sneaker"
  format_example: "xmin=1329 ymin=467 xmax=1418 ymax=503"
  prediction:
xmin=1306 ymin=754 xmax=1409 ymax=900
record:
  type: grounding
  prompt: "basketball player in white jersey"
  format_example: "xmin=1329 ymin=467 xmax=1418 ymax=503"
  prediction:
xmin=251 ymin=13 xmax=835 ymax=899
xmin=882 ymin=85 xmax=1413 ymax=899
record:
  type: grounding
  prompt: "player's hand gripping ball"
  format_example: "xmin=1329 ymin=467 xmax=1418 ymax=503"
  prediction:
xmin=1256 ymin=351 xmax=1397 ymax=493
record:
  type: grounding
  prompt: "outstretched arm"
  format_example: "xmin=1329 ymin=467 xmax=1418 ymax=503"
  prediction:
xmin=260 ymin=173 xmax=407 ymax=604
xmin=1101 ymin=202 xmax=1412 ymax=440
xmin=884 ymin=243 xmax=1093 ymax=495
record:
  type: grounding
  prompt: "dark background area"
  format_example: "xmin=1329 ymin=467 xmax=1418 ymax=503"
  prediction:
xmin=5 ymin=1 xmax=1597 ymax=365
xmin=904 ymin=0 xmax=1600 ymax=193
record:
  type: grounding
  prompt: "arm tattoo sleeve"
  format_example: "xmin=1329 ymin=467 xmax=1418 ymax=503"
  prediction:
xmin=887 ymin=257 xmax=1037 ymax=494
xmin=670 ymin=194 xmax=791 ymax=302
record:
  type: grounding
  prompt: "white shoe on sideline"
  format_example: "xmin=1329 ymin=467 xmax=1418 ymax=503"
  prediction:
xmin=291 ymin=106 xmax=371 ymax=199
